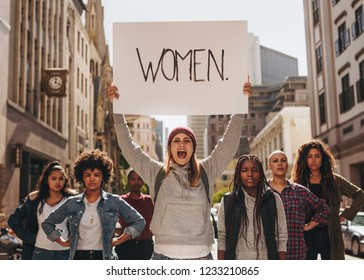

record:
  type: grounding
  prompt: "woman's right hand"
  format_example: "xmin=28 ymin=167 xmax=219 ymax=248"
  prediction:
xmin=56 ymin=237 xmax=70 ymax=247
xmin=107 ymin=82 xmax=120 ymax=103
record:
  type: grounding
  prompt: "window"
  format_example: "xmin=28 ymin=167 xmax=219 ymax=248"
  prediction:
xmin=339 ymin=74 xmax=355 ymax=113
xmin=335 ymin=23 xmax=351 ymax=56
xmin=357 ymin=60 xmax=364 ymax=103
xmin=81 ymin=73 xmax=84 ymax=93
xmin=85 ymin=79 xmax=87 ymax=97
xmin=77 ymin=31 xmax=80 ymax=52
xmin=315 ymin=45 xmax=323 ymax=73
xmin=313 ymin=0 xmax=319 ymax=26
xmin=352 ymin=6 xmax=364 ymax=40
xmin=332 ymin=0 xmax=340 ymax=6
xmin=319 ymin=93 xmax=326 ymax=125
xmin=90 ymin=60 xmax=95 ymax=75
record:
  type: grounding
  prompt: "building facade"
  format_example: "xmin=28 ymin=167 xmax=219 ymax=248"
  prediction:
xmin=0 ymin=0 xmax=12 ymax=227
xmin=303 ymin=0 xmax=364 ymax=188
xmin=260 ymin=46 xmax=299 ymax=85
xmin=1 ymin=0 xmax=112 ymax=220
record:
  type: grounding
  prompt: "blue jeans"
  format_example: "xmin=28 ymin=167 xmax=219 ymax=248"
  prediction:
xmin=152 ymin=251 xmax=213 ymax=260
xmin=32 ymin=247 xmax=70 ymax=260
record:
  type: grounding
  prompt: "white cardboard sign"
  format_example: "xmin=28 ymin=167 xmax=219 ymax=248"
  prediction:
xmin=113 ymin=21 xmax=248 ymax=115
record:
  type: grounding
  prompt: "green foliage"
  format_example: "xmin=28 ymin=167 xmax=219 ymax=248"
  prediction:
xmin=212 ymin=186 xmax=230 ymax=205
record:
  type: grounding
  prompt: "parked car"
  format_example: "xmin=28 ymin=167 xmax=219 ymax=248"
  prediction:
xmin=341 ymin=212 xmax=364 ymax=257
xmin=0 ymin=228 xmax=22 ymax=260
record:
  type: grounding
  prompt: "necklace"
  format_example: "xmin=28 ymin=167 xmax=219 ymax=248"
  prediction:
xmin=47 ymin=196 xmax=63 ymax=207
xmin=86 ymin=202 xmax=96 ymax=224
xmin=309 ymin=173 xmax=322 ymax=179
xmin=85 ymin=197 xmax=100 ymax=225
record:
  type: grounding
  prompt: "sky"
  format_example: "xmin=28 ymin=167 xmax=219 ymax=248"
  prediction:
xmin=97 ymin=0 xmax=308 ymax=129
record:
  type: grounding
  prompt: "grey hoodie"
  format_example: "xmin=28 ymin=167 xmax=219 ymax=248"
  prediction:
xmin=114 ymin=114 xmax=245 ymax=246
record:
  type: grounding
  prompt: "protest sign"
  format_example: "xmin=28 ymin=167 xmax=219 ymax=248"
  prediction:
xmin=113 ymin=21 xmax=248 ymax=115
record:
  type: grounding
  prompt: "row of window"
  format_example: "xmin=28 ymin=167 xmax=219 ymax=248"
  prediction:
xmin=76 ymin=67 xmax=90 ymax=97
xmin=318 ymin=60 xmax=364 ymax=125
xmin=17 ymin=0 xmax=64 ymax=133
xmin=339 ymin=61 xmax=364 ymax=113
xmin=313 ymin=2 xmax=363 ymax=57
xmin=77 ymin=31 xmax=88 ymax=63
xmin=76 ymin=105 xmax=88 ymax=132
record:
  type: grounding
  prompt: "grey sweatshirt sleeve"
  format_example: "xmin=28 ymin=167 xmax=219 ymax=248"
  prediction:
xmin=217 ymin=198 xmax=227 ymax=251
xmin=113 ymin=114 xmax=163 ymax=197
xmin=274 ymin=192 xmax=288 ymax=253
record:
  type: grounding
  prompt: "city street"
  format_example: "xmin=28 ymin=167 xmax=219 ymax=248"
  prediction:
xmin=212 ymin=240 xmax=363 ymax=260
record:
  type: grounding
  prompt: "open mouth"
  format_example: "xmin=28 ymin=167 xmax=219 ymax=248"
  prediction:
xmin=177 ymin=150 xmax=187 ymax=159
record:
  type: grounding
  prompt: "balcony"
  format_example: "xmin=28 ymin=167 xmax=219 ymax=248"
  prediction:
xmin=339 ymin=85 xmax=355 ymax=113
xmin=335 ymin=29 xmax=351 ymax=56
xmin=356 ymin=76 xmax=364 ymax=103
xmin=352 ymin=14 xmax=364 ymax=40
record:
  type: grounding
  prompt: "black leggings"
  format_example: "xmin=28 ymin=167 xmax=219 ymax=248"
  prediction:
xmin=304 ymin=225 xmax=331 ymax=260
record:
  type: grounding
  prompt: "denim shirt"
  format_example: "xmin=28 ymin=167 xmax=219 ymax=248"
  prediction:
xmin=42 ymin=190 xmax=145 ymax=260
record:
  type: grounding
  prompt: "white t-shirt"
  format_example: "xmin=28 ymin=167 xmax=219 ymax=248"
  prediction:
xmin=77 ymin=196 xmax=103 ymax=250
xmin=35 ymin=197 xmax=69 ymax=251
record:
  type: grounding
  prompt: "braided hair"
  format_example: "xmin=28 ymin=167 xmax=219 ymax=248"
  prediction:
xmin=225 ymin=154 xmax=269 ymax=259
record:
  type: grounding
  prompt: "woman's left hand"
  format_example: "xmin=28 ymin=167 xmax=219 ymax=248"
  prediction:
xmin=243 ymin=75 xmax=252 ymax=97
xmin=107 ymin=81 xmax=120 ymax=103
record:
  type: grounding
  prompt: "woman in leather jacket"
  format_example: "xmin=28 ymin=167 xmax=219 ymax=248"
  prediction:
xmin=8 ymin=161 xmax=76 ymax=260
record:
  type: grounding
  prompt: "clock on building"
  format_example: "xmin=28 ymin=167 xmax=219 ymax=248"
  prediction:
xmin=43 ymin=69 xmax=68 ymax=97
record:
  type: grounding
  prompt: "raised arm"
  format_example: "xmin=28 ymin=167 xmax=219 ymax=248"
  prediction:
xmin=107 ymin=85 xmax=162 ymax=195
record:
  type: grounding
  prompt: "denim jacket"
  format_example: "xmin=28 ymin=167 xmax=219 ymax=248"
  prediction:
xmin=42 ymin=190 xmax=145 ymax=260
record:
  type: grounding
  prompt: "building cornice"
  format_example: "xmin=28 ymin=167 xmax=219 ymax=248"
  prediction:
xmin=334 ymin=11 xmax=347 ymax=25
xmin=351 ymin=0 xmax=361 ymax=8
xmin=337 ymin=62 xmax=350 ymax=76
xmin=355 ymin=47 xmax=364 ymax=61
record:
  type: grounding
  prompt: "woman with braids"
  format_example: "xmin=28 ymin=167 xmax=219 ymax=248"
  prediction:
xmin=217 ymin=155 xmax=288 ymax=260
xmin=291 ymin=139 xmax=364 ymax=260
xmin=8 ymin=161 xmax=76 ymax=260
xmin=42 ymin=149 xmax=145 ymax=260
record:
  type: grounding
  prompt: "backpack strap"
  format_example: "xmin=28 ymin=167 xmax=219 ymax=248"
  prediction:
xmin=154 ymin=164 xmax=210 ymax=204
xmin=154 ymin=167 xmax=167 ymax=204
xmin=200 ymin=166 xmax=210 ymax=204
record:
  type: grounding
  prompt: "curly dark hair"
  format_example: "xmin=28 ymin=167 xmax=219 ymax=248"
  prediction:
xmin=73 ymin=149 xmax=114 ymax=185
xmin=36 ymin=161 xmax=70 ymax=214
xmin=291 ymin=139 xmax=336 ymax=203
